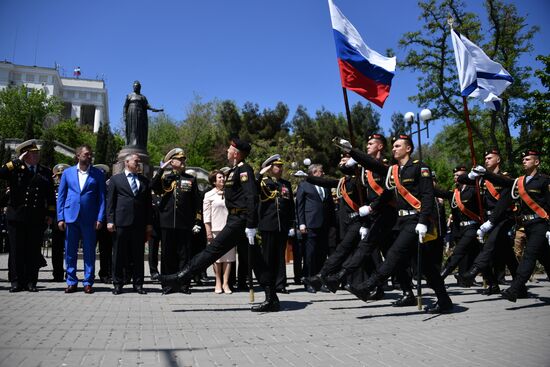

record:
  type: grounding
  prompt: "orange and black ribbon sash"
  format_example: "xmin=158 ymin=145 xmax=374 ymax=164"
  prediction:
xmin=453 ymin=189 xmax=482 ymax=223
xmin=518 ymin=176 xmax=549 ymax=219
xmin=367 ymin=170 xmax=384 ymax=196
xmin=484 ymin=180 xmax=500 ymax=200
xmin=392 ymin=165 xmax=421 ymax=210
xmin=340 ymin=177 xmax=360 ymax=212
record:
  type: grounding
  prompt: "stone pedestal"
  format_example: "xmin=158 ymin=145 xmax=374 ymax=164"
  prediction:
xmin=113 ymin=147 xmax=152 ymax=178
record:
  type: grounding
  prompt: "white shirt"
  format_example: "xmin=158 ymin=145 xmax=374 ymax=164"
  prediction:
xmin=77 ymin=164 xmax=89 ymax=191
xmin=124 ymin=169 xmax=140 ymax=191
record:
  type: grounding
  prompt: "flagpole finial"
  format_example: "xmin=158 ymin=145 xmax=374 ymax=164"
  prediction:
xmin=447 ymin=14 xmax=454 ymax=28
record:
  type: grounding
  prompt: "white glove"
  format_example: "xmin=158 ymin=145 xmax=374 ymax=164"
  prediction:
xmin=415 ymin=223 xmax=428 ymax=243
xmin=259 ymin=165 xmax=271 ymax=175
xmin=476 ymin=229 xmax=485 ymax=243
xmin=468 ymin=171 xmax=480 ymax=180
xmin=359 ymin=226 xmax=368 ymax=240
xmin=546 ymin=231 xmax=550 ymax=246
xmin=359 ymin=205 xmax=372 ymax=217
xmin=299 ymin=224 xmax=306 ymax=231
xmin=345 ymin=157 xmax=357 ymax=167
xmin=245 ymin=227 xmax=257 ymax=244
xmin=479 ymin=220 xmax=494 ymax=233
xmin=339 ymin=139 xmax=352 ymax=152
xmin=288 ymin=228 xmax=295 ymax=237
xmin=472 ymin=165 xmax=486 ymax=175
xmin=192 ymin=225 xmax=201 ymax=234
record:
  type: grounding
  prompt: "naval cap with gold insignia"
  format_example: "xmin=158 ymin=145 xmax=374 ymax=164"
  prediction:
xmin=261 ymin=154 xmax=283 ymax=169
xmin=164 ymin=148 xmax=186 ymax=163
xmin=230 ymin=137 xmax=251 ymax=154
xmin=392 ymin=134 xmax=414 ymax=150
xmin=15 ymin=139 xmax=40 ymax=155
xmin=368 ymin=133 xmax=386 ymax=144
xmin=52 ymin=163 xmax=70 ymax=176
xmin=93 ymin=164 xmax=110 ymax=174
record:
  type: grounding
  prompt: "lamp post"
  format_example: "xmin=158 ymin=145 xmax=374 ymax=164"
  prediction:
xmin=403 ymin=108 xmax=432 ymax=161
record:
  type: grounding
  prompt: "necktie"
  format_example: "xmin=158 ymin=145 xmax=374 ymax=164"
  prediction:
xmin=317 ymin=186 xmax=324 ymax=200
xmin=29 ymin=166 xmax=35 ymax=174
xmin=129 ymin=173 xmax=138 ymax=195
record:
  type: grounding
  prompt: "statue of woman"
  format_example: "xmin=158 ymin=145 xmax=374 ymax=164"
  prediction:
xmin=123 ymin=81 xmax=163 ymax=149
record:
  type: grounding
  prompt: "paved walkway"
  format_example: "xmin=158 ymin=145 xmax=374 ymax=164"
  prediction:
xmin=0 ymin=253 xmax=549 ymax=367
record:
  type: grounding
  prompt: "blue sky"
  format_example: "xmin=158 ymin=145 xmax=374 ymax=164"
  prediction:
xmin=1 ymin=0 xmax=549 ymax=143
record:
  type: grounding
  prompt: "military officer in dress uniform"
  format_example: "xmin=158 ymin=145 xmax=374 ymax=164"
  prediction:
xmin=159 ymin=137 xmax=279 ymax=312
xmin=0 ymin=140 xmax=55 ymax=292
xmin=51 ymin=163 xmax=70 ymax=282
xmin=258 ymin=154 xmax=295 ymax=294
xmin=151 ymin=148 xmax=202 ymax=295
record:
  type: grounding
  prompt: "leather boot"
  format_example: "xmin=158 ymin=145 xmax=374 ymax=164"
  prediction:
xmin=501 ymin=287 xmax=517 ymax=302
xmin=348 ymin=282 xmax=375 ymax=302
xmin=392 ymin=290 xmax=416 ymax=307
xmin=325 ymin=269 xmax=347 ymax=293
xmin=458 ymin=266 xmax=479 ymax=284
xmin=303 ymin=274 xmax=323 ymax=292
xmin=481 ymin=283 xmax=500 ymax=295
xmin=251 ymin=286 xmax=280 ymax=312
xmin=158 ymin=264 xmax=192 ymax=284
xmin=370 ymin=286 xmax=385 ymax=301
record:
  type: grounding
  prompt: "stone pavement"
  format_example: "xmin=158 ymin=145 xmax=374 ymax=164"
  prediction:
xmin=0 ymin=253 xmax=549 ymax=367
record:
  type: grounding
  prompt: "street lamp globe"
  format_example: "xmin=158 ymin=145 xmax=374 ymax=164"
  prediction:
xmin=404 ymin=112 xmax=415 ymax=123
xmin=303 ymin=158 xmax=311 ymax=166
xmin=419 ymin=108 xmax=432 ymax=121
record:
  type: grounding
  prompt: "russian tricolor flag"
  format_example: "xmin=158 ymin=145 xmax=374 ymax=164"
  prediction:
xmin=328 ymin=0 xmax=396 ymax=107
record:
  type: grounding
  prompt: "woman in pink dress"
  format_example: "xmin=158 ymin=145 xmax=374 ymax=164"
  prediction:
xmin=203 ymin=170 xmax=236 ymax=293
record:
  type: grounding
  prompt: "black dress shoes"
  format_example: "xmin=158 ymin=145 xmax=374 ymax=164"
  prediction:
xmin=162 ymin=287 xmax=176 ymax=295
xmin=27 ymin=284 xmax=38 ymax=292
xmin=150 ymin=273 xmax=159 ymax=281
xmin=371 ymin=287 xmax=385 ymax=301
xmin=134 ymin=287 xmax=147 ymax=295
xmin=251 ymin=286 xmax=280 ymax=312
xmin=304 ymin=284 xmax=316 ymax=293
xmin=303 ymin=275 xmax=323 ymax=292
xmin=9 ymin=285 xmax=24 ymax=293
xmin=392 ymin=291 xmax=416 ymax=307
xmin=276 ymin=288 xmax=289 ymax=294
xmin=424 ymin=302 xmax=454 ymax=314
xmin=501 ymin=287 xmax=517 ymax=302
xmin=481 ymin=284 xmax=500 ymax=295
xmin=112 ymin=285 xmax=123 ymax=295
xmin=179 ymin=285 xmax=191 ymax=294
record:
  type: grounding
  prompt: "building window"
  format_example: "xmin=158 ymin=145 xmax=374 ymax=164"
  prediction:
xmin=62 ymin=102 xmax=72 ymax=120
xmin=80 ymin=105 xmax=96 ymax=127
xmin=39 ymin=75 xmax=48 ymax=83
xmin=25 ymin=74 xmax=35 ymax=82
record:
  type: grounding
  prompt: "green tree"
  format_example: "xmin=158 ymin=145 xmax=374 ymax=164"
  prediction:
xmin=0 ymin=85 xmax=63 ymax=139
xmin=399 ymin=0 xmax=537 ymax=168
xmin=48 ymin=118 xmax=96 ymax=149
xmin=147 ymin=113 xmax=181 ymax=165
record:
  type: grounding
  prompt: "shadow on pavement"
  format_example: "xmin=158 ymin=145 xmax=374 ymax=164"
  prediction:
xmin=356 ymin=304 xmax=469 ymax=320
xmin=171 ymin=300 xmax=311 ymax=313
xmin=506 ymin=297 xmax=550 ymax=311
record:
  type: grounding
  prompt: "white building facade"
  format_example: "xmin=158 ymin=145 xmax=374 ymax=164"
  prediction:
xmin=0 ymin=61 xmax=109 ymax=132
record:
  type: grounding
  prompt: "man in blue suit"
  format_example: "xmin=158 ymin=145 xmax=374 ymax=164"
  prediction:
xmin=296 ymin=164 xmax=336 ymax=292
xmin=57 ymin=145 xmax=106 ymax=294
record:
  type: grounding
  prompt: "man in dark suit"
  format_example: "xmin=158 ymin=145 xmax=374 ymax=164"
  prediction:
xmin=296 ymin=164 xmax=335 ymax=291
xmin=57 ymin=144 xmax=106 ymax=294
xmin=106 ymin=153 xmax=152 ymax=295
xmin=0 ymin=140 xmax=55 ymax=292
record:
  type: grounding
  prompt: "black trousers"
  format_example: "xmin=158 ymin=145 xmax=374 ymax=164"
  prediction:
xmin=446 ymin=225 xmax=480 ymax=275
xmin=303 ymin=227 xmax=329 ymax=277
xmin=51 ymin=226 xmax=65 ymax=279
xmin=318 ymin=221 xmax=362 ymax=277
xmin=161 ymin=228 xmax=192 ymax=287
xmin=112 ymin=225 xmax=145 ymax=287
xmin=97 ymin=227 xmax=112 ymax=279
xmin=148 ymin=236 xmax=160 ymax=275
xmin=509 ymin=221 xmax=550 ymax=292
xmin=7 ymin=219 xmax=42 ymax=287
xmin=187 ymin=214 xmax=272 ymax=287
xmin=363 ymin=218 xmax=451 ymax=306
xmin=472 ymin=218 xmax=517 ymax=282
xmin=261 ymin=230 xmax=288 ymax=289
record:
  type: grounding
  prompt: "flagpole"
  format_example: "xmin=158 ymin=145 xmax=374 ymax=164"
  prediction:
xmin=462 ymin=96 xmax=485 ymax=223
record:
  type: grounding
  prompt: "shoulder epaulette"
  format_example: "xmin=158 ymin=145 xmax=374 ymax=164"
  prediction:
xmin=237 ymin=162 xmax=244 ymax=167
xmin=382 ymin=158 xmax=389 ymax=164
xmin=413 ymin=160 xmax=420 ymax=164
xmin=5 ymin=161 xmax=14 ymax=170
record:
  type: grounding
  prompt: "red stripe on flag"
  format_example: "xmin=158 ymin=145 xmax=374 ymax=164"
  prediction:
xmin=338 ymin=59 xmax=391 ymax=107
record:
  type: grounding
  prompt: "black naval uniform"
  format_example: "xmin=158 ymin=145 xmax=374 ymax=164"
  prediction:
xmin=495 ymin=173 xmax=550 ymax=301
xmin=147 ymin=193 xmax=162 ymax=279
xmin=161 ymin=161 xmax=276 ymax=306
xmin=152 ymin=168 xmax=202 ymax=293
xmin=437 ymin=184 xmax=483 ymax=279
xmin=258 ymin=174 xmax=295 ymax=291
xmin=458 ymin=173 xmax=518 ymax=290
xmin=351 ymin=156 xmax=452 ymax=311
xmin=0 ymin=159 xmax=55 ymax=291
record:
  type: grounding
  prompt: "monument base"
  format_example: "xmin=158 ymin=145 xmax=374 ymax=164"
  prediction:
xmin=113 ymin=147 xmax=152 ymax=178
